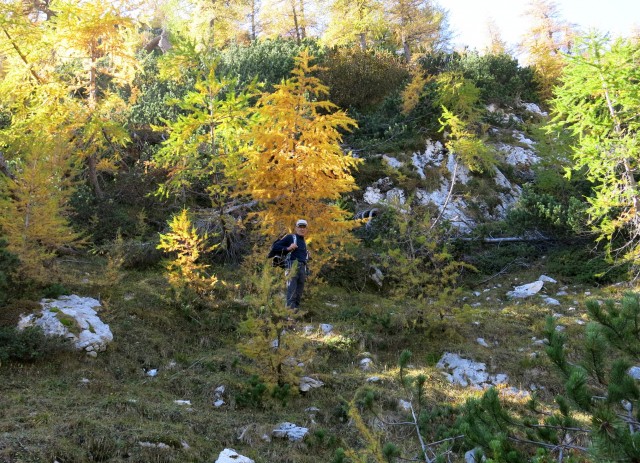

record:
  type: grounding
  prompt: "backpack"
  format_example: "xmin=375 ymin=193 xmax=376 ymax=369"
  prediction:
xmin=267 ymin=234 xmax=297 ymax=268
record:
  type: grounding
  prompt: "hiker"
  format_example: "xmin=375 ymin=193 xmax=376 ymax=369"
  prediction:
xmin=271 ymin=219 xmax=310 ymax=310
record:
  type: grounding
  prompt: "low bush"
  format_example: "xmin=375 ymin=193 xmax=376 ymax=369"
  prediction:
xmin=319 ymin=48 xmax=408 ymax=111
xmin=0 ymin=238 xmax=19 ymax=305
xmin=0 ymin=326 xmax=69 ymax=363
xmin=546 ymin=247 xmax=629 ymax=285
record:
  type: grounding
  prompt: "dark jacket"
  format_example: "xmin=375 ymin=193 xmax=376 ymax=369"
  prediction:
xmin=272 ymin=234 xmax=308 ymax=263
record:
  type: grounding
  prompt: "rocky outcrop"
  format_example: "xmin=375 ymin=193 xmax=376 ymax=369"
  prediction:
xmin=361 ymin=102 xmax=545 ymax=233
xmin=18 ymin=295 xmax=112 ymax=357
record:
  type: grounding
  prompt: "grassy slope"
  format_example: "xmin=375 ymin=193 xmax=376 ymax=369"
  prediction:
xmin=0 ymin=256 xmax=626 ymax=463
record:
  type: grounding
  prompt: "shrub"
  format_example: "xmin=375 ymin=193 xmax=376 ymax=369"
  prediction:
xmin=417 ymin=51 xmax=539 ymax=107
xmin=505 ymin=184 xmax=589 ymax=238
xmin=546 ymin=247 xmax=629 ymax=285
xmin=0 ymin=238 xmax=18 ymax=305
xmin=0 ymin=326 xmax=68 ymax=363
xmin=319 ymin=47 xmax=408 ymax=111
xmin=216 ymin=38 xmax=325 ymax=90
xmin=42 ymin=283 xmax=70 ymax=299
xmin=346 ymin=94 xmax=428 ymax=155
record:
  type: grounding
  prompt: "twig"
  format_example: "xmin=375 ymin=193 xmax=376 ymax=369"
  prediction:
xmin=409 ymin=402 xmax=433 ymax=463
xmin=477 ymin=258 xmax=526 ymax=285
xmin=507 ymin=436 xmax=588 ymax=452
xmin=430 ymin=157 xmax=458 ymax=232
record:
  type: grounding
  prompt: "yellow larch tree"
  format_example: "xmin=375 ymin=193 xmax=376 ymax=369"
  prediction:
xmin=383 ymin=0 xmax=449 ymax=63
xmin=47 ymin=0 xmax=141 ymax=199
xmin=322 ymin=0 xmax=385 ymax=49
xmin=0 ymin=3 xmax=82 ymax=282
xmin=520 ymin=0 xmax=576 ymax=102
xmin=241 ymin=50 xmax=361 ymax=266
xmin=0 ymin=127 xmax=81 ymax=283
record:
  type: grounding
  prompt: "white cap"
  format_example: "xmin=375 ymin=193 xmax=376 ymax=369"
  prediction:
xmin=296 ymin=219 xmax=308 ymax=227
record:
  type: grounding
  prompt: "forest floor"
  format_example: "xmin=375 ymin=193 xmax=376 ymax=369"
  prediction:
xmin=0 ymin=253 xmax=631 ymax=463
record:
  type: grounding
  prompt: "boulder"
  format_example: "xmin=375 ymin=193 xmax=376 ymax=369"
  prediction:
xmin=18 ymin=295 xmax=112 ymax=355
xmin=299 ymin=376 xmax=324 ymax=392
xmin=272 ymin=422 xmax=308 ymax=442
xmin=215 ymin=449 xmax=254 ymax=463
xmin=506 ymin=280 xmax=544 ymax=298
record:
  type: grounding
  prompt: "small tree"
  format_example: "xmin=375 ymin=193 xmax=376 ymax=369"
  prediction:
xmin=548 ymin=35 xmax=640 ymax=272
xmin=0 ymin=138 xmax=81 ymax=283
xmin=157 ymin=209 xmax=218 ymax=302
xmin=241 ymin=50 xmax=361 ymax=268
xmin=237 ymin=264 xmax=311 ymax=395
xmin=371 ymin=205 xmax=473 ymax=324
xmin=520 ymin=0 xmax=575 ymax=102
xmin=152 ymin=49 xmax=256 ymax=258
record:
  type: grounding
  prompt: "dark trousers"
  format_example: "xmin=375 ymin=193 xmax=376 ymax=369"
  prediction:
xmin=286 ymin=261 xmax=306 ymax=309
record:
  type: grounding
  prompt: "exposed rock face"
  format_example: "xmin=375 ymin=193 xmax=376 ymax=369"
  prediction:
xmin=363 ymin=117 xmax=540 ymax=233
xmin=360 ymin=102 xmax=547 ymax=233
xmin=18 ymin=295 xmax=113 ymax=356
xmin=437 ymin=352 xmax=508 ymax=388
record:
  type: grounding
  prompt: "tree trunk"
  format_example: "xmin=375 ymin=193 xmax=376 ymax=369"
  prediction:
xmin=298 ymin=0 xmax=306 ymax=39
xmin=403 ymin=35 xmax=411 ymax=63
xmin=359 ymin=32 xmax=367 ymax=50
xmin=87 ymin=153 xmax=104 ymax=200
xmin=291 ymin=1 xmax=301 ymax=44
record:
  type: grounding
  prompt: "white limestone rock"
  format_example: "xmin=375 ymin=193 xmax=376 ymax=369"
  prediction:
xmin=437 ymin=352 xmax=508 ymax=388
xmin=215 ymin=449 xmax=255 ymax=463
xmin=360 ymin=358 xmax=374 ymax=371
xmin=385 ymin=188 xmax=406 ymax=205
xmin=506 ymin=280 xmax=544 ymax=298
xmin=496 ymin=143 xmax=540 ymax=168
xmin=465 ymin=448 xmax=486 ymax=463
xmin=18 ymin=295 xmax=112 ymax=355
xmin=299 ymin=376 xmax=324 ymax=392
xmin=383 ymin=155 xmax=403 ymax=169
xmin=320 ymin=324 xmax=333 ymax=335
xmin=521 ymin=102 xmax=548 ymax=117
xmin=272 ymin=422 xmax=309 ymax=442
xmin=363 ymin=187 xmax=385 ymax=204
xmin=139 ymin=442 xmax=170 ymax=449
xmin=477 ymin=338 xmax=489 ymax=348
xmin=411 ymin=140 xmax=446 ymax=178
xmin=416 ymin=184 xmax=475 ymax=233
xmin=539 ymin=275 xmax=557 ymax=283
xmin=399 ymin=399 xmax=412 ymax=411
xmin=628 ymin=366 xmax=640 ymax=380
xmin=213 ymin=385 xmax=225 ymax=407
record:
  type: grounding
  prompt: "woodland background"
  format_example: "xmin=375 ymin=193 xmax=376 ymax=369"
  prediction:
xmin=2 ymin=0 xmax=640 ymax=462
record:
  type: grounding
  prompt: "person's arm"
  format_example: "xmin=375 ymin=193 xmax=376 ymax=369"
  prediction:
xmin=271 ymin=235 xmax=294 ymax=253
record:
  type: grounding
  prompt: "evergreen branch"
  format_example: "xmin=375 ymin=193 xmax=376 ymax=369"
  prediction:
xmin=507 ymin=435 xmax=588 ymax=452
xmin=519 ymin=423 xmax=591 ymax=434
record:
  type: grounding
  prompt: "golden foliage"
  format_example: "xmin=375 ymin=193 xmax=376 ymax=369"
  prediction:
xmin=401 ymin=70 xmax=430 ymax=114
xmin=520 ymin=0 xmax=575 ymax=101
xmin=241 ymin=50 xmax=361 ymax=266
xmin=238 ymin=264 xmax=312 ymax=389
xmin=157 ymin=209 xmax=218 ymax=296
xmin=0 ymin=140 xmax=81 ymax=283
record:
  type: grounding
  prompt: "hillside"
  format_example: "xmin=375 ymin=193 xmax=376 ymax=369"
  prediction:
xmin=2 ymin=239 xmax=639 ymax=463
xmin=2 ymin=5 xmax=640 ymax=461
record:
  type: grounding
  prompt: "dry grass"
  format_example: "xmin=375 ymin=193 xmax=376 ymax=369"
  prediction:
xmin=0 ymin=255 xmax=621 ymax=462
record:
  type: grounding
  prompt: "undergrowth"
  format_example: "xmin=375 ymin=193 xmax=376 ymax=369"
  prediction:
xmin=0 ymin=253 xmax=632 ymax=462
